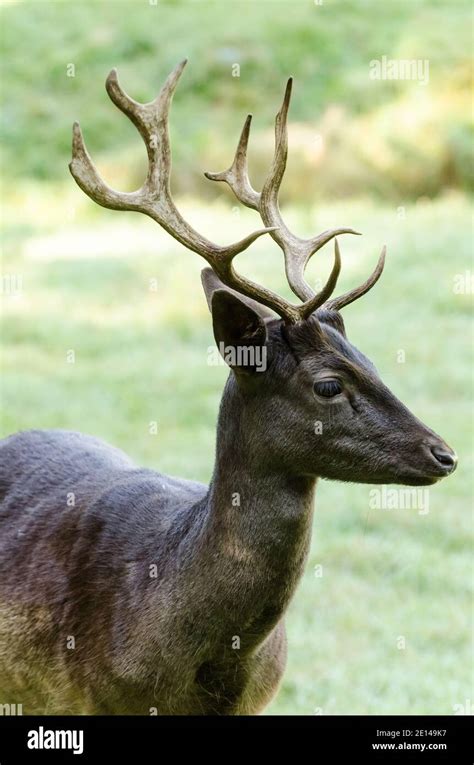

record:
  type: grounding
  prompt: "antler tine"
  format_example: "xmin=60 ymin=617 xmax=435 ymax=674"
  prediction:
xmin=325 ymin=246 xmax=386 ymax=311
xmin=204 ymin=115 xmax=260 ymax=210
xmin=106 ymin=59 xmax=187 ymax=195
xmin=70 ymin=122 xmax=142 ymax=211
xmin=261 ymin=77 xmax=293 ymax=207
xmin=298 ymin=239 xmax=342 ymax=319
xmin=261 ymin=78 xmax=361 ymax=301
xmin=70 ymin=61 xmax=275 ymax=267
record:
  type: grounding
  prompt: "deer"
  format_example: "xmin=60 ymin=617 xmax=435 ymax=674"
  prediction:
xmin=0 ymin=61 xmax=457 ymax=715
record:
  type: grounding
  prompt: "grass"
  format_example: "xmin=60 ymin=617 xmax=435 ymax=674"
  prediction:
xmin=0 ymin=0 xmax=472 ymax=198
xmin=1 ymin=191 xmax=472 ymax=714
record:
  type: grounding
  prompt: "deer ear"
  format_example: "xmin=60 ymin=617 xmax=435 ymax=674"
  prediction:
xmin=315 ymin=308 xmax=347 ymax=337
xmin=210 ymin=289 xmax=268 ymax=374
xmin=201 ymin=268 xmax=275 ymax=321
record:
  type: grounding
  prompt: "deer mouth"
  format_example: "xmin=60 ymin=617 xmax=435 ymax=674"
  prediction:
xmin=395 ymin=443 xmax=458 ymax=486
xmin=423 ymin=442 xmax=458 ymax=477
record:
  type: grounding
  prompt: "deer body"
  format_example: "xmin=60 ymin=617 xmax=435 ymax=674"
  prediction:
xmin=0 ymin=373 xmax=314 ymax=715
xmin=0 ymin=61 xmax=457 ymax=714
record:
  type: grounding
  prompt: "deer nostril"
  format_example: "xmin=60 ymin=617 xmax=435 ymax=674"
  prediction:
xmin=430 ymin=445 xmax=458 ymax=472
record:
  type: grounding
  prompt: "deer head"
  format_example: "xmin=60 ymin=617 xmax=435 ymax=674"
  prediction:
xmin=70 ymin=60 xmax=457 ymax=487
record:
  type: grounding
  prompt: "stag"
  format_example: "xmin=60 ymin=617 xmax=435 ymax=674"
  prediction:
xmin=0 ymin=61 xmax=457 ymax=714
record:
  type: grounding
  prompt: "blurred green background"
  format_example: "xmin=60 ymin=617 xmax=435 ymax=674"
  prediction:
xmin=1 ymin=0 xmax=472 ymax=714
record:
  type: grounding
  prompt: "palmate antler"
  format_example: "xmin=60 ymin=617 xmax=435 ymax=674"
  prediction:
xmin=70 ymin=59 xmax=385 ymax=324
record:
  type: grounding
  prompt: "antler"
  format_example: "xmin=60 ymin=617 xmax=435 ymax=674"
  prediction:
xmin=325 ymin=246 xmax=386 ymax=311
xmin=206 ymin=77 xmax=386 ymax=317
xmin=70 ymin=60 xmax=293 ymax=321
xmin=70 ymin=60 xmax=385 ymax=323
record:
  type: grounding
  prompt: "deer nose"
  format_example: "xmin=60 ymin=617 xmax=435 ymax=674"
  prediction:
xmin=430 ymin=445 xmax=458 ymax=473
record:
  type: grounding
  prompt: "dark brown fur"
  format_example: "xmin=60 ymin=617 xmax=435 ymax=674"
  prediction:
xmin=0 ymin=293 xmax=456 ymax=714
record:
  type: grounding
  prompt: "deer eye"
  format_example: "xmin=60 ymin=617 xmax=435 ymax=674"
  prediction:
xmin=313 ymin=380 xmax=343 ymax=398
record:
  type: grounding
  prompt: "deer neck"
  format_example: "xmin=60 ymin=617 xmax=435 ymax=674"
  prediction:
xmin=199 ymin=375 xmax=317 ymax=636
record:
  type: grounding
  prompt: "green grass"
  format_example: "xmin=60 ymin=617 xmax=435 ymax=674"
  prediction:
xmin=1 ymin=0 xmax=472 ymax=198
xmin=1 ymin=192 xmax=472 ymax=714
